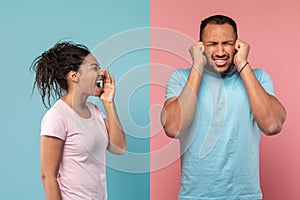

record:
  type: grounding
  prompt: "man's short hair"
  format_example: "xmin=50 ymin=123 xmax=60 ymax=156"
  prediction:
xmin=199 ymin=15 xmax=238 ymax=41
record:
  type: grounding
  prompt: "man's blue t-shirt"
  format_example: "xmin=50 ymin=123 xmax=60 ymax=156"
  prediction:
xmin=166 ymin=67 xmax=274 ymax=200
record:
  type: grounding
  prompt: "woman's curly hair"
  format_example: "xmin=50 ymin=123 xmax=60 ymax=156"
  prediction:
xmin=31 ymin=42 xmax=90 ymax=108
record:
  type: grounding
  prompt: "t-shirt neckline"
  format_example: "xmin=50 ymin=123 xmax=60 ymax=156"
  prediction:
xmin=59 ymin=99 xmax=94 ymax=121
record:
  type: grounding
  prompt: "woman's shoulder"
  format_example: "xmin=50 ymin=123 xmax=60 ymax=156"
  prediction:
xmin=44 ymin=99 xmax=70 ymax=119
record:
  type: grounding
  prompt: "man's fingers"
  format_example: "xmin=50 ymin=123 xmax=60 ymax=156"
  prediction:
xmin=235 ymin=39 xmax=249 ymax=50
xmin=196 ymin=42 xmax=204 ymax=50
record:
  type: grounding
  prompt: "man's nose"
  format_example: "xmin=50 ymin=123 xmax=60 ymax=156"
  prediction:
xmin=216 ymin=44 xmax=225 ymax=56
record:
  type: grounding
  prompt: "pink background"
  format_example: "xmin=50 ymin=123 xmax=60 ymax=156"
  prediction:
xmin=150 ymin=0 xmax=300 ymax=199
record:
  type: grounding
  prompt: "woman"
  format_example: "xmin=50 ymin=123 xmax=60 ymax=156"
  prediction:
xmin=31 ymin=42 xmax=126 ymax=199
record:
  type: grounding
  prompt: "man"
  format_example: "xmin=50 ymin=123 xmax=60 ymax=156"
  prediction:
xmin=161 ymin=15 xmax=286 ymax=200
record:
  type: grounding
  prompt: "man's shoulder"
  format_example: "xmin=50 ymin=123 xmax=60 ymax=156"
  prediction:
xmin=171 ymin=67 xmax=191 ymax=78
xmin=252 ymin=68 xmax=271 ymax=80
xmin=253 ymin=68 xmax=265 ymax=74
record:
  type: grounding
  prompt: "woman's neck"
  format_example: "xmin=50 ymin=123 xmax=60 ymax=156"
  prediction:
xmin=62 ymin=92 xmax=88 ymax=110
xmin=62 ymin=93 xmax=91 ymax=119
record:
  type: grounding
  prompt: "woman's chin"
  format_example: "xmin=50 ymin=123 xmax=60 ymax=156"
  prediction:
xmin=93 ymin=87 xmax=103 ymax=96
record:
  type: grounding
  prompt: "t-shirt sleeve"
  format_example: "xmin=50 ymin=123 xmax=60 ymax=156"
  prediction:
xmin=254 ymin=69 xmax=275 ymax=96
xmin=40 ymin=110 xmax=67 ymax=140
xmin=166 ymin=69 xmax=186 ymax=100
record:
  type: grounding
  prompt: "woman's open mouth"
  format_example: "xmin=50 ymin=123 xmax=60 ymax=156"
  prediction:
xmin=96 ymin=80 xmax=103 ymax=88
xmin=96 ymin=75 xmax=104 ymax=88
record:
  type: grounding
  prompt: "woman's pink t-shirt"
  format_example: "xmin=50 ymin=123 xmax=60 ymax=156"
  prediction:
xmin=41 ymin=99 xmax=108 ymax=200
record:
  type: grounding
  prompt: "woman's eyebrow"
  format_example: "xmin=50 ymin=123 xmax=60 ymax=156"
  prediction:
xmin=90 ymin=63 xmax=100 ymax=67
xmin=89 ymin=63 xmax=101 ymax=69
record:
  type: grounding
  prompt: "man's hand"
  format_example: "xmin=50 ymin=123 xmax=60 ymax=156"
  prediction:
xmin=189 ymin=42 xmax=208 ymax=73
xmin=234 ymin=39 xmax=250 ymax=70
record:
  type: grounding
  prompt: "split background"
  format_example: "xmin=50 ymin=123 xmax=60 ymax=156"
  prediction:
xmin=0 ymin=0 xmax=299 ymax=199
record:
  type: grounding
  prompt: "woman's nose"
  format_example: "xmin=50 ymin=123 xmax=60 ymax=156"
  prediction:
xmin=98 ymin=69 xmax=104 ymax=75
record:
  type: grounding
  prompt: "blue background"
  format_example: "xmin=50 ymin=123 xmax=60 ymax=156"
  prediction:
xmin=0 ymin=0 xmax=150 ymax=199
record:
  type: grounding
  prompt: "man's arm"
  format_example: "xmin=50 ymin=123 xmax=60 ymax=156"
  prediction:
xmin=235 ymin=40 xmax=286 ymax=135
xmin=161 ymin=42 xmax=207 ymax=138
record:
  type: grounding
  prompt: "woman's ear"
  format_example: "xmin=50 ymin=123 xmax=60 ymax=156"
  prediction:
xmin=68 ymin=71 xmax=79 ymax=82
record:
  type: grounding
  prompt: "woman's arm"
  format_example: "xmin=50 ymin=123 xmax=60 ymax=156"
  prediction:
xmin=100 ymin=70 xmax=126 ymax=154
xmin=40 ymin=136 xmax=64 ymax=200
xmin=103 ymin=102 xmax=126 ymax=154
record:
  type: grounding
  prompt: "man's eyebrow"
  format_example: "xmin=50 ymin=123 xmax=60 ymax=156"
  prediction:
xmin=205 ymin=41 xmax=218 ymax=45
xmin=206 ymin=40 xmax=235 ymax=44
xmin=222 ymin=40 xmax=235 ymax=44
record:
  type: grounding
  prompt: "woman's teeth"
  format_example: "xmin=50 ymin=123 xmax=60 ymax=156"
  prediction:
xmin=96 ymin=80 xmax=103 ymax=87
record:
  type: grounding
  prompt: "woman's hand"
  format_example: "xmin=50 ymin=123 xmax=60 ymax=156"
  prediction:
xmin=99 ymin=70 xmax=115 ymax=103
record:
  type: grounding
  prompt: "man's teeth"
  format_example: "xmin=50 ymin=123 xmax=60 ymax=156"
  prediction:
xmin=215 ymin=60 xmax=226 ymax=64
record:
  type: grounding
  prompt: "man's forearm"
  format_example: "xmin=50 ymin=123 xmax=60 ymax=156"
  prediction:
xmin=239 ymin=65 xmax=286 ymax=135
xmin=162 ymin=67 xmax=202 ymax=138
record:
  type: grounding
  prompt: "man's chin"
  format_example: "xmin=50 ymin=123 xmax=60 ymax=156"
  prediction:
xmin=208 ymin=64 xmax=233 ymax=74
